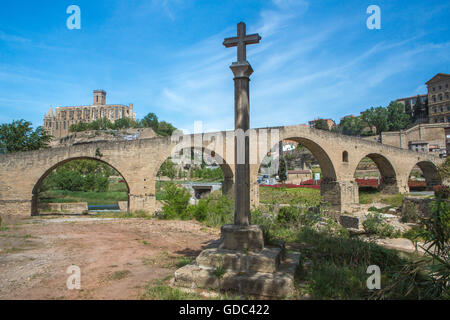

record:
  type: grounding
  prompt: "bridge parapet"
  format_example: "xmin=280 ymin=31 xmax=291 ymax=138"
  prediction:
xmin=0 ymin=124 xmax=444 ymax=216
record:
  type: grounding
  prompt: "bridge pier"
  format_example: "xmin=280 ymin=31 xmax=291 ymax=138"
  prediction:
xmin=129 ymin=194 xmax=155 ymax=213
xmin=0 ymin=200 xmax=32 ymax=216
xmin=222 ymin=177 xmax=234 ymax=198
xmin=378 ymin=177 xmax=400 ymax=194
xmin=321 ymin=179 xmax=359 ymax=213
xmin=425 ymin=179 xmax=441 ymax=191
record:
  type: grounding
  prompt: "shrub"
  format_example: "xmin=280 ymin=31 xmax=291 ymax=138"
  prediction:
xmin=375 ymin=199 xmax=450 ymax=300
xmin=296 ymin=228 xmax=414 ymax=299
xmin=160 ymin=183 xmax=191 ymax=220
xmin=363 ymin=212 xmax=400 ymax=238
xmin=198 ymin=193 xmax=233 ymax=227
xmin=401 ymin=202 xmax=421 ymax=223
xmin=186 ymin=198 xmax=209 ymax=222
xmin=276 ymin=206 xmax=301 ymax=227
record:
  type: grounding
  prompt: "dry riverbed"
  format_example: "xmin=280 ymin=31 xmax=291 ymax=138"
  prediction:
xmin=0 ymin=216 xmax=218 ymax=300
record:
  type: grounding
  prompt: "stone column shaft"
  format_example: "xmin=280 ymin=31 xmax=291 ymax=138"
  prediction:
xmin=231 ymin=62 xmax=253 ymax=226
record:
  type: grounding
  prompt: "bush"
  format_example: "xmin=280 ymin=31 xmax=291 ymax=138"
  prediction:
xmin=401 ymin=202 xmax=421 ymax=223
xmin=157 ymin=183 xmax=233 ymax=226
xmin=186 ymin=192 xmax=233 ymax=227
xmin=296 ymin=228 xmax=416 ymax=299
xmin=276 ymin=206 xmax=301 ymax=227
xmin=160 ymin=183 xmax=191 ymax=220
xmin=363 ymin=212 xmax=400 ymax=238
xmin=375 ymin=199 xmax=450 ymax=300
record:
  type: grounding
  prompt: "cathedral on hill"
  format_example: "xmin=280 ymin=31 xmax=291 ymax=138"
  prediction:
xmin=43 ymin=90 xmax=136 ymax=138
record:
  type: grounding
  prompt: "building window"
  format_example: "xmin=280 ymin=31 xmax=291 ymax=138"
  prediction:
xmin=441 ymin=118 xmax=445 ymax=123
xmin=433 ymin=96 xmax=436 ymax=102
xmin=435 ymin=118 xmax=438 ymax=123
xmin=440 ymin=95 xmax=443 ymax=101
xmin=433 ymin=87 xmax=435 ymax=92
xmin=439 ymin=85 xmax=442 ymax=90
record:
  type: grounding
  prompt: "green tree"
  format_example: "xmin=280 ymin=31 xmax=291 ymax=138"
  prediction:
xmin=140 ymin=113 xmax=159 ymax=130
xmin=0 ymin=120 xmax=52 ymax=153
xmin=113 ymin=117 xmax=139 ymax=130
xmin=157 ymin=159 xmax=177 ymax=180
xmin=387 ymin=101 xmax=412 ymax=131
xmin=278 ymin=157 xmax=287 ymax=183
xmin=70 ymin=122 xmax=90 ymax=133
xmin=89 ymin=118 xmax=114 ymax=130
xmin=313 ymin=119 xmax=330 ymax=131
xmin=361 ymin=107 xmax=389 ymax=135
xmin=337 ymin=116 xmax=366 ymax=136
xmin=40 ymin=159 xmax=116 ymax=192
xmin=156 ymin=121 xmax=177 ymax=136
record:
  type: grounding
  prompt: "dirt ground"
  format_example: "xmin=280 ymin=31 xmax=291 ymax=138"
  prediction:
xmin=0 ymin=216 xmax=219 ymax=300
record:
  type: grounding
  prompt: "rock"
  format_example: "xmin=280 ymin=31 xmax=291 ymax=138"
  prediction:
xmin=375 ymin=238 xmax=418 ymax=253
xmin=339 ymin=215 xmax=362 ymax=230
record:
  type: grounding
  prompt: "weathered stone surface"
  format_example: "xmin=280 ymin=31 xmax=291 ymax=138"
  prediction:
xmin=374 ymin=238 xmax=418 ymax=253
xmin=38 ymin=202 xmax=88 ymax=215
xmin=118 ymin=201 xmax=128 ymax=212
xmin=196 ymin=247 xmax=282 ymax=273
xmin=174 ymin=252 xmax=300 ymax=298
xmin=401 ymin=197 xmax=437 ymax=221
xmin=219 ymin=224 xmax=264 ymax=251
xmin=0 ymin=125 xmax=443 ymax=216
xmin=339 ymin=214 xmax=362 ymax=230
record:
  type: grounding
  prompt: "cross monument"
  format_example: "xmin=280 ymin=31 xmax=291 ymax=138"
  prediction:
xmin=223 ymin=22 xmax=261 ymax=227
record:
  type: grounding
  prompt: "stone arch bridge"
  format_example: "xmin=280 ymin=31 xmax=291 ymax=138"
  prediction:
xmin=0 ymin=124 xmax=443 ymax=216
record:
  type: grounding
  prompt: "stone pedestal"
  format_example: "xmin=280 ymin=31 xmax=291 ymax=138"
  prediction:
xmin=219 ymin=224 xmax=264 ymax=251
xmin=172 ymin=224 xmax=300 ymax=298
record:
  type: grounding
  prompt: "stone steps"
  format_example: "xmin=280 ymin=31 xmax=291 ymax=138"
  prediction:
xmin=196 ymin=247 xmax=282 ymax=273
xmin=173 ymin=249 xmax=300 ymax=298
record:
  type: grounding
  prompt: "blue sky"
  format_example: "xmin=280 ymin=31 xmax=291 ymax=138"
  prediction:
xmin=0 ymin=0 xmax=449 ymax=133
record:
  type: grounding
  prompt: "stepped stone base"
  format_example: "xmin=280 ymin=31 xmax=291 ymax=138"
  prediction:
xmin=172 ymin=224 xmax=300 ymax=298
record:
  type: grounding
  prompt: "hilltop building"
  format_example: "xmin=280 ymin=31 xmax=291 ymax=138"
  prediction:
xmin=43 ymin=90 xmax=136 ymax=138
xmin=426 ymin=73 xmax=450 ymax=124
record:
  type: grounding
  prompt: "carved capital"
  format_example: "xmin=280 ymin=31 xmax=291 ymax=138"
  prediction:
xmin=230 ymin=61 xmax=254 ymax=78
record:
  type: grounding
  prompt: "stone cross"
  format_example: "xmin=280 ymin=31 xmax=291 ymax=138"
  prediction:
xmin=223 ymin=22 xmax=261 ymax=63
xmin=223 ymin=22 xmax=261 ymax=226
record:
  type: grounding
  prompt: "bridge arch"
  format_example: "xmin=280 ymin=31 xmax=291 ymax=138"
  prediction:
xmin=31 ymin=157 xmax=131 ymax=216
xmin=277 ymin=137 xmax=337 ymax=180
xmin=353 ymin=153 xmax=398 ymax=194
xmin=153 ymin=145 xmax=234 ymax=207
xmin=407 ymin=160 xmax=441 ymax=191
xmin=255 ymin=136 xmax=339 ymax=208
